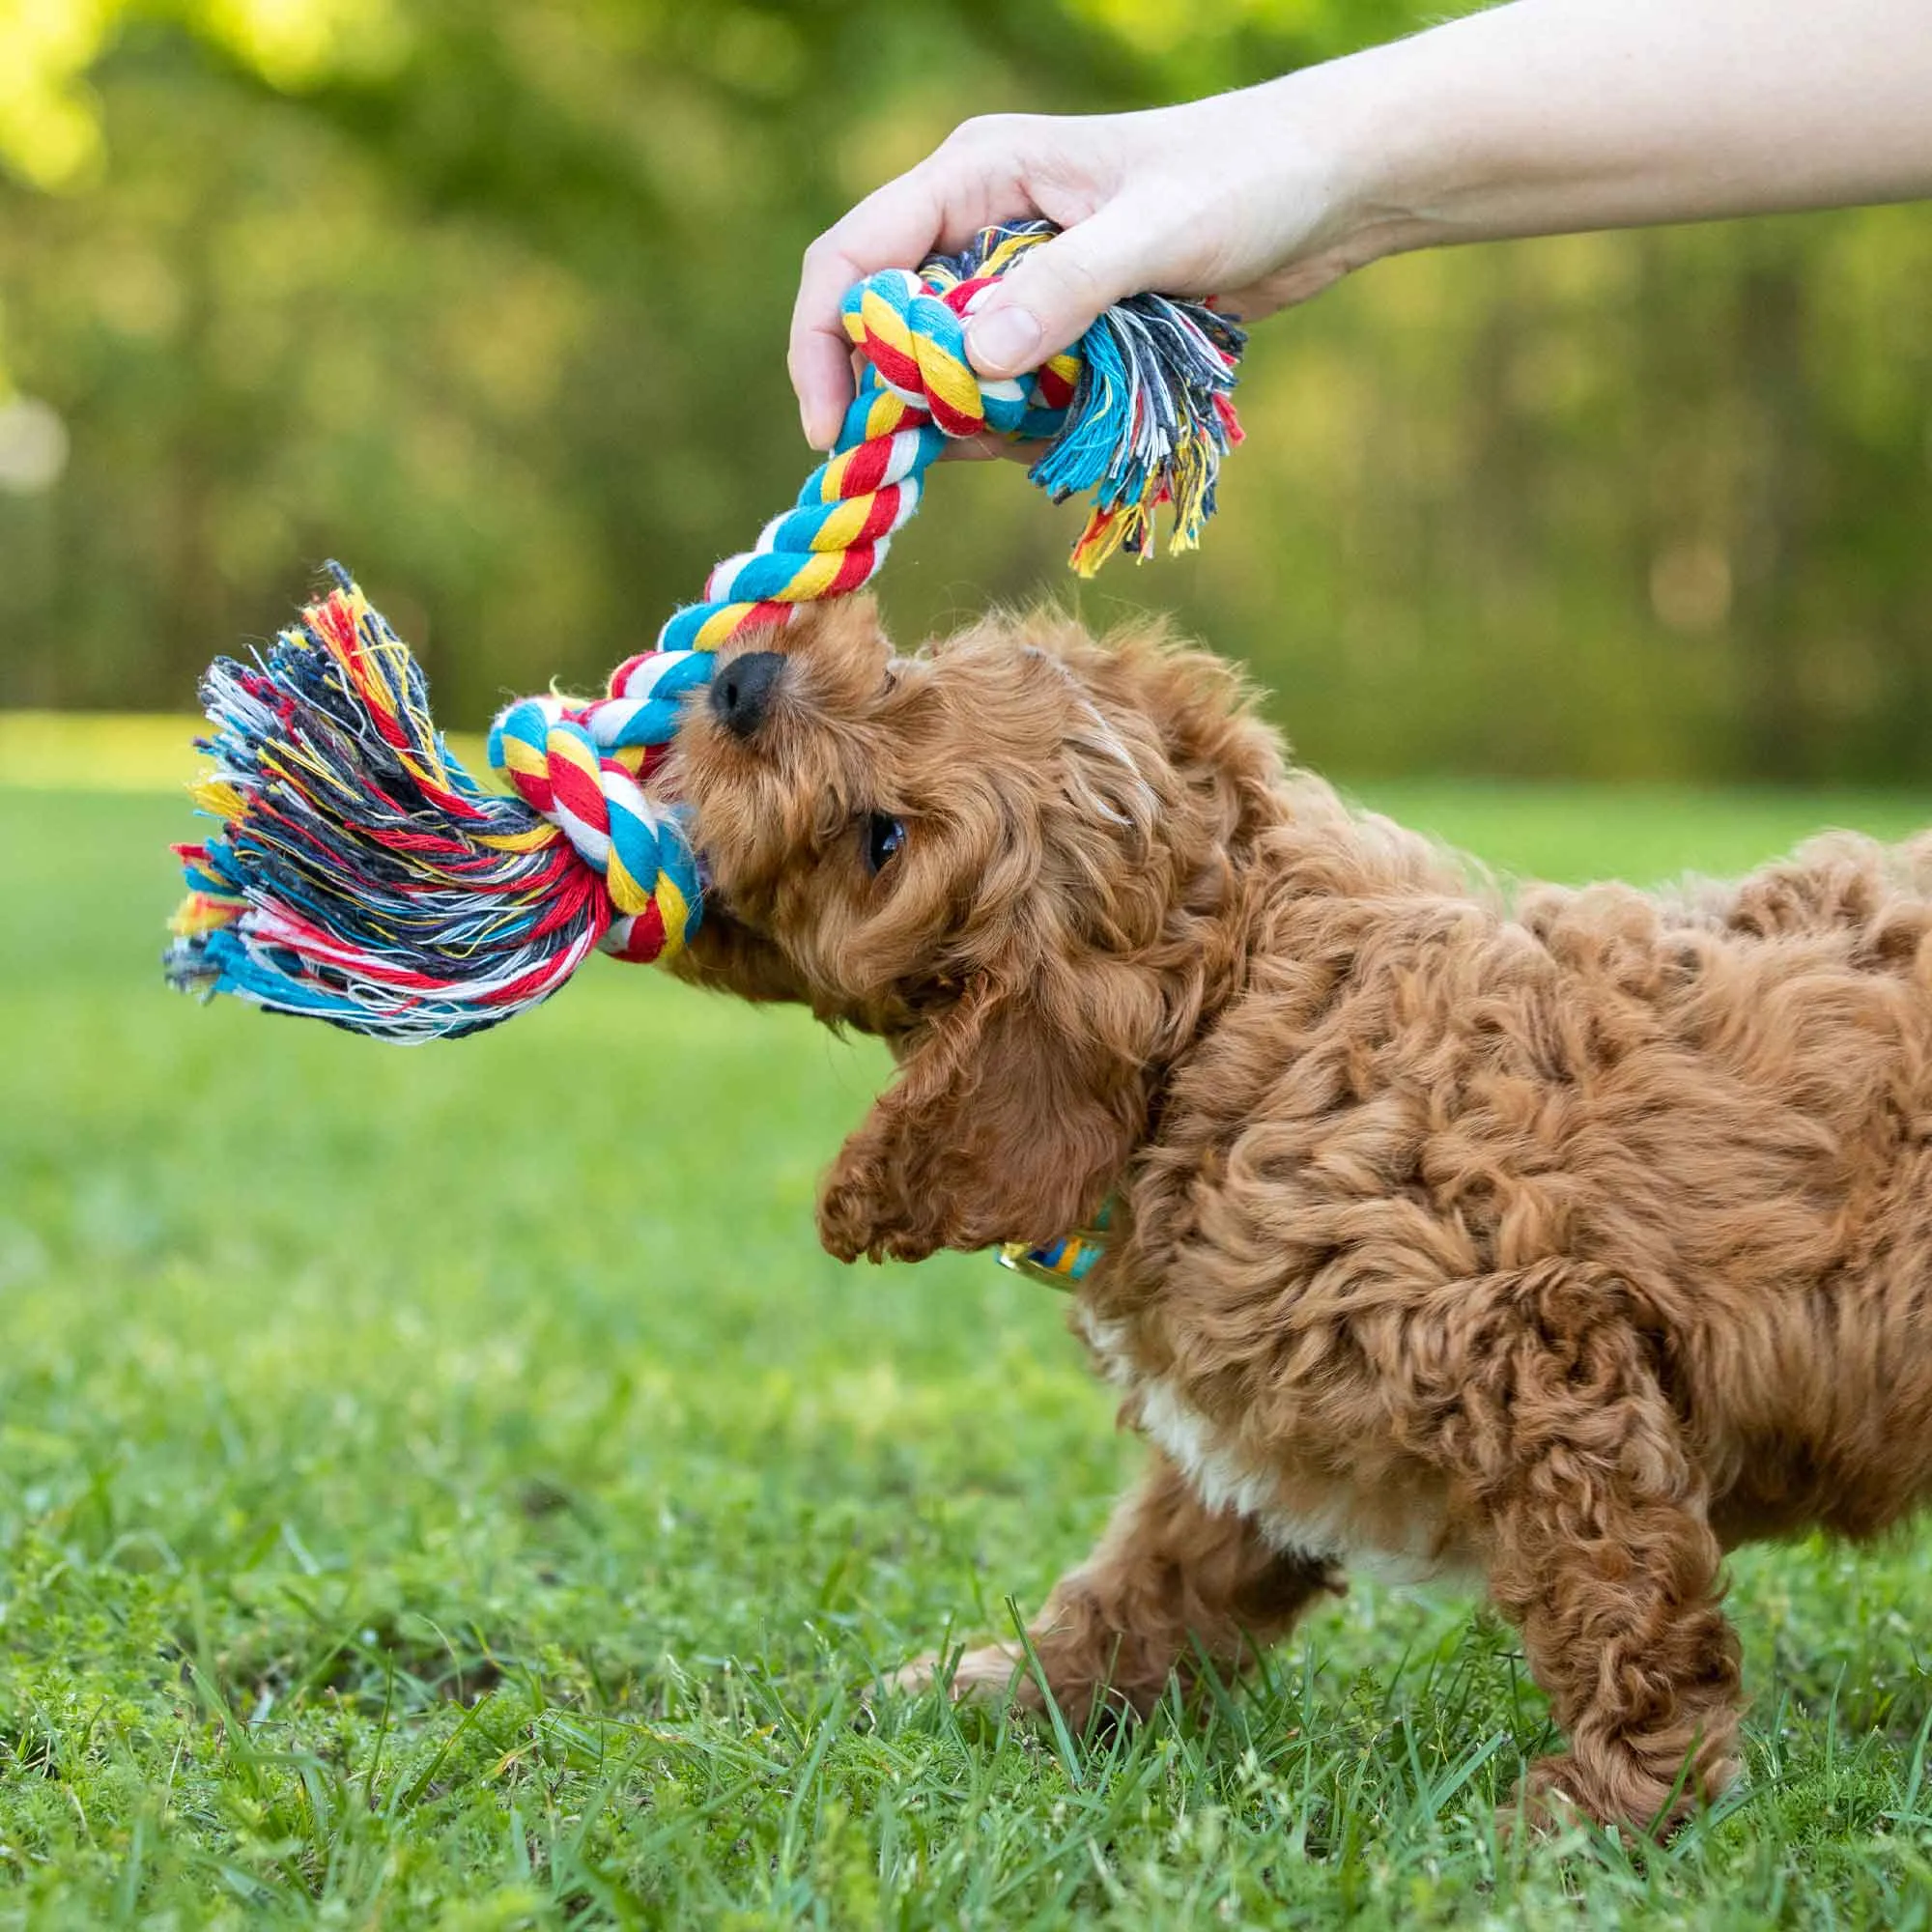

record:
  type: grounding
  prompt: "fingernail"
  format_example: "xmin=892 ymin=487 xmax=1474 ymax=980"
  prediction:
xmin=966 ymin=304 xmax=1044 ymax=377
xmin=803 ymin=403 xmax=833 ymax=450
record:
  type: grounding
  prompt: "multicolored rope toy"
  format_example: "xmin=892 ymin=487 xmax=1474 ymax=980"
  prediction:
xmin=166 ymin=222 xmax=1244 ymax=1042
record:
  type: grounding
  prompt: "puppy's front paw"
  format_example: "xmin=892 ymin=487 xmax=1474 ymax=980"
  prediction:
xmin=816 ymin=1163 xmax=939 ymax=1264
xmin=815 ymin=1172 xmax=875 ymax=1264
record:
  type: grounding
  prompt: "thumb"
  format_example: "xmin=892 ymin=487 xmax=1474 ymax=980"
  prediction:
xmin=964 ymin=207 xmax=1153 ymax=379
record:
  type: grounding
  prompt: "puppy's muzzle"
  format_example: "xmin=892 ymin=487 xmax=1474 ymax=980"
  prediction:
xmin=710 ymin=651 xmax=785 ymax=740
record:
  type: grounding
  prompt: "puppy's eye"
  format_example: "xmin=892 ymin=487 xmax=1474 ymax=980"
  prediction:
xmin=864 ymin=812 xmax=906 ymax=875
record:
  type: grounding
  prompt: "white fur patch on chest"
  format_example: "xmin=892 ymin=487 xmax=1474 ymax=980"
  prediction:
xmin=1075 ymin=1306 xmax=1464 ymax=1588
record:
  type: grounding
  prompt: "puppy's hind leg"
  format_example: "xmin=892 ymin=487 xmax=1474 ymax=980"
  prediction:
xmin=900 ymin=1452 xmax=1339 ymax=1729
xmin=1458 ymin=1266 xmax=1743 ymax=1834
xmin=1491 ymin=1476 xmax=1740 ymax=1836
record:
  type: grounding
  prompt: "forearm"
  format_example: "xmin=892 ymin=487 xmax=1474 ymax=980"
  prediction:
xmin=1292 ymin=0 xmax=1932 ymax=263
xmin=789 ymin=0 xmax=1932 ymax=429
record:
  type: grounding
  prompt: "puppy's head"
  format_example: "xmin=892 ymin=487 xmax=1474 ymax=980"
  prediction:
xmin=669 ymin=596 xmax=1281 ymax=1030
xmin=666 ymin=596 xmax=1284 ymax=1255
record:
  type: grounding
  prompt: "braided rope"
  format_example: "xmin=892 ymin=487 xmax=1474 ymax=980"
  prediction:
xmin=656 ymin=227 xmax=1083 ymax=656
xmin=497 ymin=223 xmax=1240 ymax=956
xmin=485 ymin=643 xmax=712 ymax=966
xmin=167 ymin=221 xmax=1243 ymax=1039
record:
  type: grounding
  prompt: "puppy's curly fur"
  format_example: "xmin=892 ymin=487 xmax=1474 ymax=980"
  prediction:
xmin=668 ymin=596 xmax=1932 ymax=1834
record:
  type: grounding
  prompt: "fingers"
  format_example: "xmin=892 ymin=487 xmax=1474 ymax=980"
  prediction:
xmin=962 ymin=202 xmax=1153 ymax=379
xmin=790 ymin=172 xmax=950 ymax=450
xmin=791 ymin=126 xmax=1033 ymax=448
xmin=792 ymin=119 xmax=1184 ymax=441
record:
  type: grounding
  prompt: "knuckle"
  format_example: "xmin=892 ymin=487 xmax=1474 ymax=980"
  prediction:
xmin=800 ymin=230 xmax=841 ymax=275
xmin=1036 ymin=246 xmax=1103 ymax=302
xmin=942 ymin=111 xmax=1021 ymax=155
xmin=938 ymin=116 xmax=984 ymax=154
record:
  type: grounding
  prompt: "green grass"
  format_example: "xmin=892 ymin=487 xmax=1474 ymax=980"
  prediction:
xmin=8 ymin=777 xmax=1932 ymax=1928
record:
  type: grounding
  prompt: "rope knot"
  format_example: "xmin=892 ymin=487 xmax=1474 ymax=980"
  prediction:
xmin=486 ymin=646 xmax=713 ymax=964
xmin=839 ymin=267 xmax=1078 ymax=440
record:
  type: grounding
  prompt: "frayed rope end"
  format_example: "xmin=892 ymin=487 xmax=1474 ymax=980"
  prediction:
xmin=164 ymin=565 xmax=622 ymax=1042
xmin=919 ymin=223 xmax=1246 ymax=578
xmin=1036 ymin=290 xmax=1244 ymax=576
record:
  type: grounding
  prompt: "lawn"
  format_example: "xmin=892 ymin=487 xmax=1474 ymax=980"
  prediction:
xmin=7 ymin=768 xmax=1932 ymax=1928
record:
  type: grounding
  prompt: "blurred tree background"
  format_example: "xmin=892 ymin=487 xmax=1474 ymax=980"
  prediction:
xmin=2 ymin=0 xmax=1929 ymax=783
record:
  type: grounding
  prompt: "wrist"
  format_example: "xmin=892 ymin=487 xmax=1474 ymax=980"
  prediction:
xmin=1244 ymin=51 xmax=1441 ymax=277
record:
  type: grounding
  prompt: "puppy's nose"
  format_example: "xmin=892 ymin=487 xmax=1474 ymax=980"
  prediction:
xmin=709 ymin=651 xmax=785 ymax=740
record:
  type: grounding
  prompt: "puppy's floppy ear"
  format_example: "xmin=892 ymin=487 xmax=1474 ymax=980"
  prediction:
xmin=816 ymin=969 xmax=1151 ymax=1264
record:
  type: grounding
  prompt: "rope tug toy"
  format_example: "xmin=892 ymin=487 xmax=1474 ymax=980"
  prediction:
xmin=165 ymin=222 xmax=1245 ymax=1041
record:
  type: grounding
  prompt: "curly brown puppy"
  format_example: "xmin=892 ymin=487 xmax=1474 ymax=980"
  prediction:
xmin=667 ymin=594 xmax=1932 ymax=1835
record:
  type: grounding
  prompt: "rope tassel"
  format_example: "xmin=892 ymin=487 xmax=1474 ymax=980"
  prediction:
xmin=166 ymin=568 xmax=706 ymax=1038
xmin=166 ymin=222 xmax=1244 ymax=1041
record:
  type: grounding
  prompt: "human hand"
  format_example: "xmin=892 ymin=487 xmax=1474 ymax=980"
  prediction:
xmin=788 ymin=78 xmax=1381 ymax=452
xmin=790 ymin=0 xmax=1932 ymax=455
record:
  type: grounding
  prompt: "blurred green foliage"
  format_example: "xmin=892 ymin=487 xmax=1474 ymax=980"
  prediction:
xmin=2 ymin=0 xmax=1930 ymax=782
